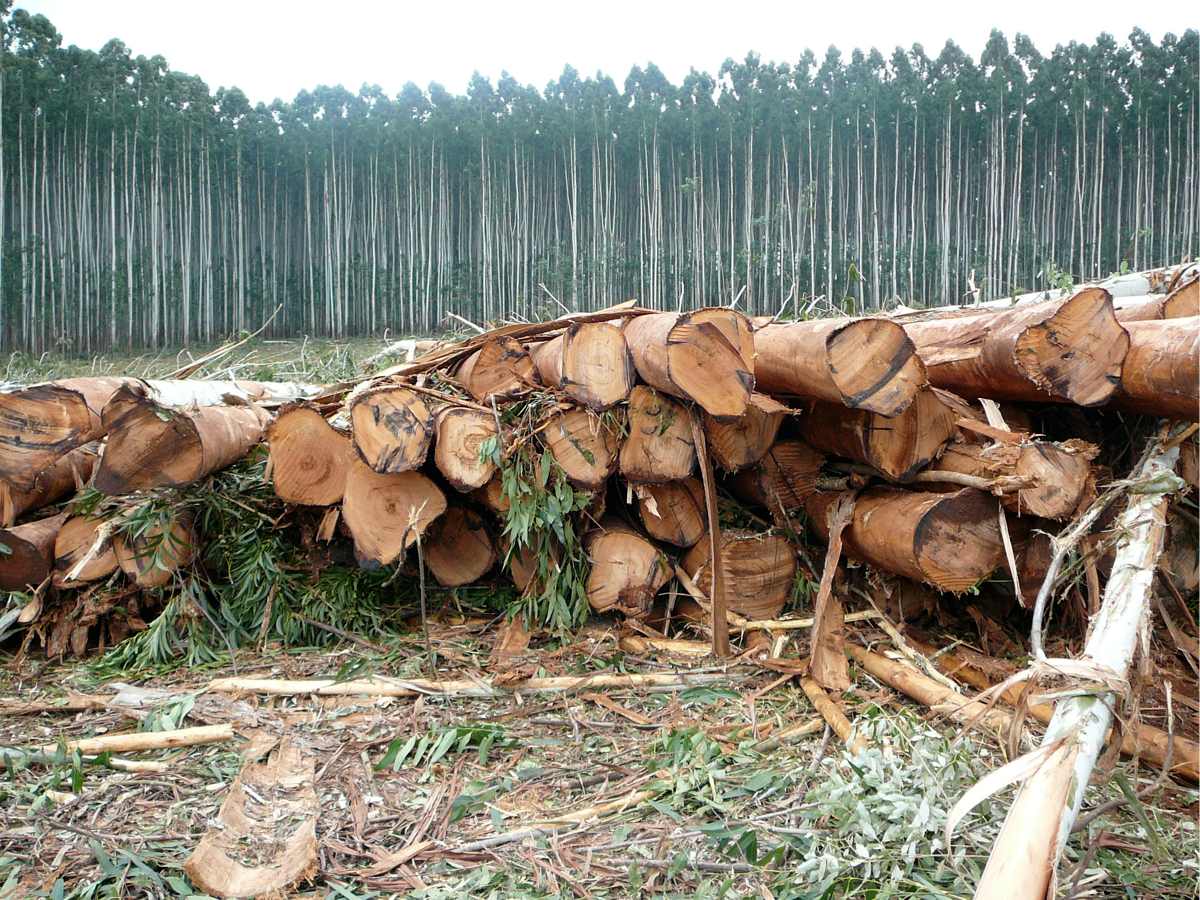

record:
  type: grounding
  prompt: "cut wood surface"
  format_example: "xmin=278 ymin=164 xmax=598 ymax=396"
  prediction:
xmin=1 ymin=442 xmax=98 ymax=526
xmin=472 ymin=473 xmax=510 ymax=517
xmin=348 ymin=383 xmax=434 ymax=473
xmin=623 ymin=309 xmax=754 ymax=419
xmin=703 ymin=393 xmax=789 ymax=472
xmin=901 ymin=288 xmax=1129 ymax=406
xmin=681 ymin=530 xmax=797 ymax=620
xmin=531 ymin=321 xmax=635 ymax=410
xmin=424 ymin=506 xmax=496 ymax=587
xmin=454 ymin=336 xmax=535 ymax=401
xmin=727 ymin=439 xmax=825 ymax=513
xmin=341 ymin=460 xmax=446 ymax=566
xmin=754 ymin=317 xmax=926 ymax=416
xmin=634 ymin=478 xmax=706 ymax=547
xmin=1114 ymin=273 xmax=1199 ymax=321
xmin=0 ymin=512 xmax=66 ymax=591
xmin=584 ymin=518 xmax=670 ymax=615
xmin=433 ymin=406 xmax=498 ymax=491
xmin=267 ymin=403 xmax=353 ymax=506
xmin=933 ymin=439 xmax=1095 ymax=519
xmin=807 ymin=487 xmax=1004 ymax=591
xmin=1112 ymin=317 xmax=1199 ymax=420
xmin=618 ymin=386 xmax=696 ymax=482
xmin=52 ymin=515 xmax=118 ymax=587
xmin=543 ymin=407 xmax=619 ymax=490
xmin=113 ymin=515 xmax=196 ymax=588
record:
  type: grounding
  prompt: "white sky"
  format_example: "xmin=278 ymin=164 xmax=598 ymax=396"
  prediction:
xmin=17 ymin=0 xmax=1194 ymax=105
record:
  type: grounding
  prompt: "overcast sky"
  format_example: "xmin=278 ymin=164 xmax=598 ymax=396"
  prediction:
xmin=17 ymin=0 xmax=1192 ymax=105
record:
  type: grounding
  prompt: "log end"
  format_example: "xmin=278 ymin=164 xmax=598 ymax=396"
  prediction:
xmin=349 ymin=386 xmax=434 ymax=474
xmin=913 ymin=488 xmax=1005 ymax=592
xmin=826 ymin=318 xmax=927 ymax=416
xmin=269 ymin=404 xmax=353 ymax=506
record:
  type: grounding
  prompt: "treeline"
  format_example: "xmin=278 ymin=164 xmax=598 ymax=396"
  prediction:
xmin=0 ymin=5 xmax=1196 ymax=353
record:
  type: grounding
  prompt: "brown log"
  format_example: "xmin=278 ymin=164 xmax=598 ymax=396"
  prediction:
xmin=584 ymin=519 xmax=670 ymax=615
xmin=681 ymin=530 xmax=797 ymax=620
xmin=618 ymin=386 xmax=695 ymax=483
xmin=0 ymin=512 xmax=66 ymax=591
xmin=806 ymin=487 xmax=1004 ymax=592
xmin=1178 ymin=429 xmax=1198 ymax=490
xmin=1 ymin=442 xmax=98 ymax=526
xmin=53 ymin=515 xmax=119 ymax=587
xmin=933 ymin=439 xmax=1095 ymax=519
xmin=703 ymin=393 xmax=789 ymax=472
xmin=454 ymin=337 xmax=535 ymax=401
xmin=113 ymin=515 xmax=197 ymax=588
xmin=266 ymin=403 xmax=353 ymax=506
xmin=623 ymin=309 xmax=754 ymax=419
xmin=95 ymin=384 xmax=270 ymax=495
xmin=423 ymin=506 xmax=496 ymax=587
xmin=341 ymin=459 xmax=446 ymax=566
xmin=348 ymin=384 xmax=434 ymax=473
xmin=1114 ymin=274 xmax=1199 ymax=321
xmin=932 ymin=390 xmax=1033 ymax=440
xmin=1015 ymin=527 xmax=1054 ymax=607
xmin=433 ymin=406 xmax=498 ymax=492
xmin=634 ymin=478 xmax=706 ymax=548
xmin=754 ymin=317 xmax=926 ymax=416
xmin=1112 ymin=317 xmax=1199 ymax=420
xmin=531 ymin=322 xmax=635 ymax=410
xmin=799 ymin=386 xmax=957 ymax=482
xmin=901 ymin=287 xmax=1129 ymax=406
xmin=542 ymin=407 xmax=619 ymax=490
xmin=502 ymin=537 xmax=545 ymax=593
xmin=727 ymin=439 xmax=825 ymax=513
xmin=472 ymin=473 xmax=510 ymax=517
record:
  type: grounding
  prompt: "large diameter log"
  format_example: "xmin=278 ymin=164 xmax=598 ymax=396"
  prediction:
xmin=754 ymin=318 xmax=926 ymax=416
xmin=433 ymin=407 xmax=498 ymax=492
xmin=623 ymin=309 xmax=754 ymax=420
xmin=95 ymin=385 xmax=271 ymax=495
xmin=342 ymin=460 xmax=446 ymax=566
xmin=703 ymin=394 xmax=789 ymax=472
xmin=267 ymin=404 xmax=352 ymax=506
xmin=1112 ymin=317 xmax=1199 ymax=420
xmin=113 ymin=515 xmax=197 ymax=588
xmin=0 ymin=512 xmax=66 ymax=591
xmin=583 ymin=519 xmax=670 ymax=616
xmin=727 ymin=439 xmax=825 ymax=513
xmin=806 ymin=487 xmax=1004 ymax=592
xmin=1114 ymin=274 xmax=1198 ymax=321
xmin=2 ymin=443 xmax=99 ymax=526
xmin=902 ymin=288 xmax=1129 ymax=406
xmin=531 ymin=322 xmax=635 ymax=410
xmin=618 ymin=386 xmax=695 ymax=483
xmin=934 ymin=439 xmax=1095 ymax=519
xmin=634 ymin=478 xmax=706 ymax=548
xmin=800 ymin=386 xmax=957 ymax=482
xmin=455 ymin=337 xmax=535 ymax=401
xmin=543 ymin=407 xmax=619 ymax=490
xmin=424 ymin=507 xmax=496 ymax=587
xmin=349 ymin=384 xmax=434 ymax=473
xmin=681 ymin=530 xmax=797 ymax=620
xmin=53 ymin=515 xmax=119 ymax=587
xmin=471 ymin=473 xmax=510 ymax=517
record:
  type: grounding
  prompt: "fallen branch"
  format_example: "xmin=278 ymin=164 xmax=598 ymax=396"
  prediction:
xmin=800 ymin=676 xmax=868 ymax=755
xmin=33 ymin=723 xmax=234 ymax=757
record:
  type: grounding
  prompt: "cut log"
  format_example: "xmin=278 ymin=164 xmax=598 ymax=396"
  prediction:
xmin=341 ymin=460 xmax=447 ymax=566
xmin=1114 ymin=273 xmax=1199 ymax=321
xmin=531 ymin=322 xmax=635 ymax=410
xmin=754 ymin=317 xmax=926 ymax=416
xmin=681 ymin=530 xmax=797 ymax=620
xmin=703 ymin=393 xmax=789 ymax=472
xmin=727 ymin=439 xmax=825 ymax=513
xmin=502 ymin=537 xmax=545 ymax=593
xmin=424 ymin=507 xmax=496 ymax=587
xmin=1015 ymin=527 xmax=1054 ymax=607
xmin=52 ymin=515 xmax=119 ymax=587
xmin=95 ymin=384 xmax=271 ymax=495
xmin=623 ymin=309 xmax=754 ymax=419
xmin=634 ymin=478 xmax=706 ymax=548
xmin=267 ymin=403 xmax=353 ymax=506
xmin=583 ymin=519 xmax=670 ymax=616
xmin=113 ymin=515 xmax=197 ymax=588
xmin=1112 ymin=317 xmax=1199 ymax=420
xmin=542 ymin=407 xmax=619 ymax=490
xmin=901 ymin=288 xmax=1129 ymax=406
xmin=799 ymin=386 xmax=957 ymax=482
xmin=933 ymin=439 xmax=1095 ymax=519
xmin=618 ymin=386 xmax=695 ymax=483
xmin=1 ymin=442 xmax=98 ymax=526
xmin=806 ymin=487 xmax=1004 ymax=592
xmin=454 ymin=337 xmax=535 ymax=401
xmin=472 ymin=473 xmax=510 ymax=518
xmin=349 ymin=384 xmax=434 ymax=473
xmin=932 ymin=390 xmax=1033 ymax=440
xmin=433 ymin=406 xmax=498 ymax=492
xmin=1178 ymin=429 xmax=1198 ymax=490
xmin=0 ymin=512 xmax=66 ymax=591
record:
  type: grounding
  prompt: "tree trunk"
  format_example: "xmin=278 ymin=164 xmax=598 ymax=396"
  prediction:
xmin=1112 ymin=317 xmax=1199 ymax=420
xmin=423 ymin=506 xmax=496 ymax=587
xmin=2 ymin=442 xmax=98 ymax=526
xmin=542 ymin=407 xmax=619 ymax=490
xmin=341 ymin=459 xmax=446 ymax=567
xmin=806 ymin=487 xmax=1004 ymax=592
xmin=348 ymin=384 xmax=434 ymax=473
xmin=0 ymin=512 xmax=66 ymax=591
xmin=634 ymin=478 xmax=706 ymax=548
xmin=454 ymin=336 xmax=535 ymax=401
xmin=753 ymin=317 xmax=926 ymax=416
xmin=933 ymin=439 xmax=1095 ymax=519
xmin=267 ymin=404 xmax=352 ymax=506
xmin=1113 ymin=273 xmax=1198 ymax=321
xmin=703 ymin=393 xmax=789 ymax=472
xmin=681 ymin=530 xmax=797 ymax=620
xmin=531 ymin=322 xmax=635 ymax=410
xmin=113 ymin=515 xmax=196 ymax=588
xmin=900 ymin=288 xmax=1129 ymax=406
xmin=433 ymin=406 xmax=498 ymax=491
xmin=583 ymin=519 xmax=670 ymax=616
xmin=618 ymin=386 xmax=695 ymax=483
xmin=727 ymin=439 xmax=825 ymax=514
xmin=53 ymin=515 xmax=119 ymax=587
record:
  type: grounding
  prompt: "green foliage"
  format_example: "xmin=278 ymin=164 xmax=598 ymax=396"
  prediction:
xmin=376 ymin=724 xmax=514 ymax=773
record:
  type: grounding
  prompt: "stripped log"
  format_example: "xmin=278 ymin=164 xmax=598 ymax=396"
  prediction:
xmin=52 ymin=516 xmax=119 ymax=587
xmin=618 ymin=386 xmax=695 ymax=483
xmin=267 ymin=403 xmax=352 ymax=506
xmin=531 ymin=322 xmax=635 ymax=410
xmin=753 ymin=317 xmax=926 ymax=416
xmin=800 ymin=386 xmax=957 ymax=482
xmin=1114 ymin=273 xmax=1198 ymax=321
xmin=472 ymin=473 xmax=510 ymax=517
xmin=806 ymin=487 xmax=1004 ymax=592
xmin=0 ymin=512 xmax=66 ymax=591
xmin=634 ymin=478 xmax=706 ymax=548
xmin=433 ymin=406 xmax=497 ymax=491
xmin=113 ymin=515 xmax=197 ymax=588
xmin=583 ymin=519 xmax=670 ymax=616
xmin=349 ymin=384 xmax=434 ymax=473
xmin=703 ymin=393 xmax=789 ymax=472
xmin=901 ymin=288 xmax=1129 ymax=406
xmin=454 ymin=337 xmax=535 ymax=401
xmin=933 ymin=439 xmax=1095 ymax=519
xmin=543 ymin=407 xmax=619 ymax=490
xmin=623 ymin=309 xmax=754 ymax=419
xmin=1 ymin=442 xmax=98 ymax=526
xmin=424 ymin=507 xmax=496 ymax=587
xmin=681 ymin=530 xmax=797 ymax=620
xmin=727 ymin=439 xmax=825 ymax=513
xmin=1112 ymin=317 xmax=1199 ymax=420
xmin=342 ymin=460 xmax=446 ymax=566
